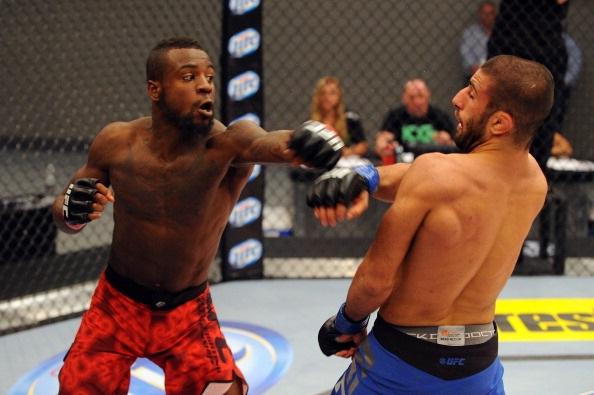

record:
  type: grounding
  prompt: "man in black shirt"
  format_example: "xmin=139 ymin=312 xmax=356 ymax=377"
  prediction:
xmin=375 ymin=79 xmax=455 ymax=163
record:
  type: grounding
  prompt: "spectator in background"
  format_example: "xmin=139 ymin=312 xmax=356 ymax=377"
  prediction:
xmin=375 ymin=79 xmax=454 ymax=164
xmin=551 ymin=32 xmax=581 ymax=159
xmin=487 ymin=0 xmax=569 ymax=171
xmin=563 ymin=32 xmax=582 ymax=92
xmin=558 ymin=32 xmax=582 ymax=127
xmin=460 ymin=1 xmax=497 ymax=80
xmin=310 ymin=76 xmax=368 ymax=157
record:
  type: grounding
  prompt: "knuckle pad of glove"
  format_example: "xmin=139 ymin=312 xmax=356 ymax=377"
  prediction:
xmin=316 ymin=180 xmax=330 ymax=206
xmin=72 ymin=178 xmax=99 ymax=201
xmin=341 ymin=174 xmax=365 ymax=205
xmin=76 ymin=178 xmax=99 ymax=188
xmin=71 ymin=186 xmax=97 ymax=201
xmin=318 ymin=316 xmax=356 ymax=356
xmin=327 ymin=151 xmax=342 ymax=169
xmin=64 ymin=178 xmax=99 ymax=225
xmin=288 ymin=129 xmax=307 ymax=150
xmin=68 ymin=198 xmax=93 ymax=214
xmin=311 ymin=146 xmax=336 ymax=168
xmin=307 ymin=183 xmax=324 ymax=208
xmin=301 ymin=138 xmax=325 ymax=161
xmin=323 ymin=179 xmax=341 ymax=206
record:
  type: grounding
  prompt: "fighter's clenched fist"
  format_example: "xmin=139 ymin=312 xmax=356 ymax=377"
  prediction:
xmin=289 ymin=120 xmax=344 ymax=170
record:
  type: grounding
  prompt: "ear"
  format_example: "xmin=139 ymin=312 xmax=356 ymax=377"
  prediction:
xmin=488 ymin=111 xmax=514 ymax=137
xmin=147 ymin=80 xmax=161 ymax=102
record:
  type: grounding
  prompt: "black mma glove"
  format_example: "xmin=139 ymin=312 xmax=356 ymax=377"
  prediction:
xmin=288 ymin=120 xmax=344 ymax=170
xmin=307 ymin=165 xmax=379 ymax=207
xmin=62 ymin=178 xmax=99 ymax=225
xmin=318 ymin=303 xmax=370 ymax=356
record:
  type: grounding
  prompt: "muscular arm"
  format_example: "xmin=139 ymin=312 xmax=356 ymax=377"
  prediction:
xmin=374 ymin=163 xmax=411 ymax=202
xmin=344 ymin=156 xmax=439 ymax=321
xmin=225 ymin=120 xmax=296 ymax=165
xmin=52 ymin=124 xmax=116 ymax=233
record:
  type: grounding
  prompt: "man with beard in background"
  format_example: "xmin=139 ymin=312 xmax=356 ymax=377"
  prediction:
xmin=52 ymin=37 xmax=343 ymax=395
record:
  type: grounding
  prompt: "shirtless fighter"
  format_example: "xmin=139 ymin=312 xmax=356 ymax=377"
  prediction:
xmin=308 ymin=55 xmax=553 ymax=394
xmin=52 ymin=37 xmax=343 ymax=395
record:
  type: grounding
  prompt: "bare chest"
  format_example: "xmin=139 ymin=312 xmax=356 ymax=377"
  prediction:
xmin=109 ymin=143 xmax=240 ymax=221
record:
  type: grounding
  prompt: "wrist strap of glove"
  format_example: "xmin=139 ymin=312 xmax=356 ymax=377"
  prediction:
xmin=334 ymin=303 xmax=369 ymax=334
xmin=353 ymin=165 xmax=379 ymax=194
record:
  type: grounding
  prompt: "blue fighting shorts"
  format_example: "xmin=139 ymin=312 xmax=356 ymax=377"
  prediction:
xmin=331 ymin=315 xmax=505 ymax=395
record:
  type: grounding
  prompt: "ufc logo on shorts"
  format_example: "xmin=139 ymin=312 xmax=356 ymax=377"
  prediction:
xmin=439 ymin=357 xmax=466 ymax=366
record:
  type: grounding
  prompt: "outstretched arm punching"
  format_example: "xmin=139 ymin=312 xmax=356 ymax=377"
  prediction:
xmin=225 ymin=120 xmax=344 ymax=170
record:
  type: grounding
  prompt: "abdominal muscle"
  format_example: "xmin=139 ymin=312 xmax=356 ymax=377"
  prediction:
xmin=107 ymin=214 xmax=226 ymax=292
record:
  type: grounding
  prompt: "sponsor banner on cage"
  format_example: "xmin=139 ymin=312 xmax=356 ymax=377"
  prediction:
xmin=495 ymin=298 xmax=594 ymax=342
xmin=227 ymin=71 xmax=260 ymax=101
xmin=229 ymin=197 xmax=262 ymax=228
xmin=228 ymin=28 xmax=261 ymax=58
xmin=229 ymin=0 xmax=260 ymax=16
xmin=221 ymin=0 xmax=265 ymax=280
xmin=8 ymin=321 xmax=292 ymax=395
xmin=228 ymin=238 xmax=263 ymax=269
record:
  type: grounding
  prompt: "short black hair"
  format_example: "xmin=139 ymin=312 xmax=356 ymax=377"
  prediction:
xmin=481 ymin=55 xmax=554 ymax=146
xmin=146 ymin=37 xmax=204 ymax=82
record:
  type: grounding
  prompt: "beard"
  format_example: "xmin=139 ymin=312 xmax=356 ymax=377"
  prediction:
xmin=157 ymin=92 xmax=213 ymax=136
xmin=454 ymin=111 xmax=490 ymax=153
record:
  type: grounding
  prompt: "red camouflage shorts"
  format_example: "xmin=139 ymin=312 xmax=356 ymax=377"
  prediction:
xmin=58 ymin=269 xmax=247 ymax=395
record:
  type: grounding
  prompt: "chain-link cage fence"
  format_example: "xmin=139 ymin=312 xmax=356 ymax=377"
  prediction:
xmin=1 ymin=0 xmax=593 ymax=335
xmin=0 ymin=0 xmax=222 ymax=334
xmin=262 ymin=0 xmax=594 ymax=277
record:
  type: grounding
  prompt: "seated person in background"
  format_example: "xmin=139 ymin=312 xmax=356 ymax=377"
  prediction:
xmin=310 ymin=76 xmax=368 ymax=157
xmin=375 ymin=79 xmax=455 ymax=163
xmin=460 ymin=1 xmax=497 ymax=81
xmin=551 ymin=132 xmax=573 ymax=158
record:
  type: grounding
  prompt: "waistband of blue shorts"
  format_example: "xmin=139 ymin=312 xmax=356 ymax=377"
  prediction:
xmin=105 ymin=265 xmax=207 ymax=311
xmin=392 ymin=322 xmax=496 ymax=345
xmin=372 ymin=314 xmax=498 ymax=380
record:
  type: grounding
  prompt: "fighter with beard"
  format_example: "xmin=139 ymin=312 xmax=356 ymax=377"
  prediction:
xmin=307 ymin=55 xmax=553 ymax=394
xmin=52 ymin=37 xmax=343 ymax=395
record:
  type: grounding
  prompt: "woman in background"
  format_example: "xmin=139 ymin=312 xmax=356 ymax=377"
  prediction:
xmin=310 ymin=76 xmax=368 ymax=157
